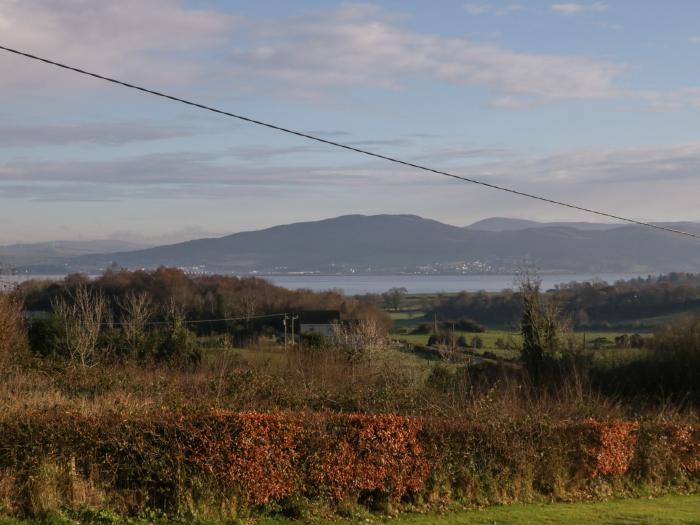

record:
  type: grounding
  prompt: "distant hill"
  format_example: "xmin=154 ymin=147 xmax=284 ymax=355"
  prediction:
xmin=466 ymin=217 xmax=620 ymax=232
xmin=0 ymin=239 xmax=151 ymax=258
xmin=63 ymin=214 xmax=700 ymax=275
xmin=0 ymin=240 xmax=151 ymax=271
xmin=74 ymin=215 xmax=475 ymax=272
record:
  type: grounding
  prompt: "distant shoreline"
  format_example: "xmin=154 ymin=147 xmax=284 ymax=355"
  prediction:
xmin=2 ymin=271 xmax=653 ymax=295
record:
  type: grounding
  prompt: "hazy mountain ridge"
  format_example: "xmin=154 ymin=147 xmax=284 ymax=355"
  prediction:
xmin=0 ymin=240 xmax=153 ymax=272
xmin=51 ymin=214 xmax=700 ymax=275
xmin=0 ymin=239 xmax=151 ymax=258
xmin=466 ymin=217 xmax=621 ymax=232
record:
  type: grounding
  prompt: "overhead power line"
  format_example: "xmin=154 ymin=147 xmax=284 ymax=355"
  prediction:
xmin=1 ymin=44 xmax=699 ymax=240
xmin=103 ymin=312 xmax=288 ymax=327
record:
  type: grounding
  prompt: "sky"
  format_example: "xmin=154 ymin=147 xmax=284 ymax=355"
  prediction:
xmin=2 ymin=0 xmax=700 ymax=244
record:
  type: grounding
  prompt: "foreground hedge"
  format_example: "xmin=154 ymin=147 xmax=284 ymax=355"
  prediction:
xmin=0 ymin=410 xmax=697 ymax=517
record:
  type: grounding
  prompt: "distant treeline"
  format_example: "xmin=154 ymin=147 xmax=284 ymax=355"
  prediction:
xmin=428 ymin=272 xmax=700 ymax=328
xmin=18 ymin=267 xmax=390 ymax=331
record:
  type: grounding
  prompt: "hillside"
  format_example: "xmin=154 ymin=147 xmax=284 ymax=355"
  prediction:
xmin=0 ymin=239 xmax=151 ymax=273
xmin=466 ymin=217 xmax=620 ymax=232
xmin=60 ymin=214 xmax=700 ymax=275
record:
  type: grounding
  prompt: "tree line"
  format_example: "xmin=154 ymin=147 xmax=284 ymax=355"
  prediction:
xmin=428 ymin=272 xmax=700 ymax=327
xmin=16 ymin=268 xmax=391 ymax=365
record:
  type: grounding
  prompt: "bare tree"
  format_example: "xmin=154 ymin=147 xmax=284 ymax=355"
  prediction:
xmin=239 ymin=293 xmax=257 ymax=327
xmin=331 ymin=317 xmax=388 ymax=365
xmin=52 ymin=285 xmax=108 ymax=367
xmin=117 ymin=291 xmax=152 ymax=355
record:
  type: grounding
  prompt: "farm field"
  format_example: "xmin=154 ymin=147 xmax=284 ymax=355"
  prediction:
xmin=387 ymin=310 xmax=649 ymax=361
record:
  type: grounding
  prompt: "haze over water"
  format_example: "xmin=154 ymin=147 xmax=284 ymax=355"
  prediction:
xmin=2 ymin=273 xmax=647 ymax=295
xmin=264 ymin=274 xmax=648 ymax=295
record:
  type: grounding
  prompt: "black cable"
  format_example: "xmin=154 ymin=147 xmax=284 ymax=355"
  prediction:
xmin=103 ymin=312 xmax=288 ymax=327
xmin=1 ymin=44 xmax=698 ymax=240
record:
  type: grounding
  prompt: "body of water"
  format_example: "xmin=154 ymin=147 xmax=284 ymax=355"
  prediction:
xmin=1 ymin=273 xmax=649 ymax=295
xmin=263 ymin=273 xmax=647 ymax=295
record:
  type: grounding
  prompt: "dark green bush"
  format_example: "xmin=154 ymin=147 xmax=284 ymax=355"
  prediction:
xmin=301 ymin=331 xmax=327 ymax=349
xmin=27 ymin=315 xmax=65 ymax=358
xmin=146 ymin=320 xmax=201 ymax=367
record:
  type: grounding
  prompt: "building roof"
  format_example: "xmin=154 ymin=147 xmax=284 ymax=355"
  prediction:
xmin=298 ymin=310 xmax=341 ymax=324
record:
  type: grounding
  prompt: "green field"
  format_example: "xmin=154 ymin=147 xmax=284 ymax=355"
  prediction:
xmin=5 ymin=495 xmax=697 ymax=524
xmin=387 ymin=306 xmax=653 ymax=362
xmin=392 ymin=328 xmax=645 ymax=360
xmin=264 ymin=495 xmax=700 ymax=524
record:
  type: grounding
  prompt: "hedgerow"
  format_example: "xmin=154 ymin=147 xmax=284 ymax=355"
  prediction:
xmin=0 ymin=410 xmax=697 ymax=518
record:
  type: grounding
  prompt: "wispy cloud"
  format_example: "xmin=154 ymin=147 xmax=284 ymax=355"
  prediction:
xmin=4 ymin=141 xmax=700 ymax=202
xmin=639 ymin=88 xmax=700 ymax=111
xmin=463 ymin=3 xmax=523 ymax=16
xmin=0 ymin=151 xmax=421 ymax=201
xmin=230 ymin=4 xmax=620 ymax=103
xmin=0 ymin=122 xmax=192 ymax=147
xmin=231 ymin=145 xmax=328 ymax=161
xmin=0 ymin=0 xmax=238 ymax=93
xmin=410 ymin=146 xmax=514 ymax=163
xmin=551 ymin=3 xmax=608 ymax=15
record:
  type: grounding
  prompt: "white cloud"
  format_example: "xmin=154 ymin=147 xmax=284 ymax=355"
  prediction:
xmin=0 ymin=2 xmax=620 ymax=106
xmin=639 ymin=88 xmax=700 ymax=111
xmin=551 ymin=3 xmax=608 ymax=15
xmin=463 ymin=142 xmax=700 ymax=187
xmin=464 ymin=3 xmax=523 ymax=16
xmin=0 ymin=0 xmax=237 ymax=93
xmin=230 ymin=5 xmax=620 ymax=102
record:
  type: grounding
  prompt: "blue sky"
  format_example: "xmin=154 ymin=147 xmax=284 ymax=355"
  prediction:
xmin=2 ymin=0 xmax=700 ymax=243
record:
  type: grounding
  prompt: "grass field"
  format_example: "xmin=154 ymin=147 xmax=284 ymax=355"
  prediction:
xmin=264 ymin=495 xmax=700 ymax=524
xmin=392 ymin=328 xmax=646 ymax=360
xmin=388 ymin=307 xmax=652 ymax=362
xmin=4 ymin=495 xmax=697 ymax=524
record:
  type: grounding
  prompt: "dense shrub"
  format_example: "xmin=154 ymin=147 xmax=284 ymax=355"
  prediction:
xmin=300 ymin=331 xmax=327 ymax=349
xmin=410 ymin=323 xmax=433 ymax=335
xmin=450 ymin=319 xmax=486 ymax=332
xmin=0 ymin=410 xmax=696 ymax=518
xmin=27 ymin=315 xmax=65 ymax=358
xmin=0 ymin=293 xmax=28 ymax=366
xmin=149 ymin=319 xmax=201 ymax=367
xmin=592 ymin=316 xmax=700 ymax=403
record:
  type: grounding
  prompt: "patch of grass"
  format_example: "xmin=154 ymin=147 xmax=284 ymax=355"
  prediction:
xmin=388 ymin=311 xmax=425 ymax=321
xmin=262 ymin=495 xmax=700 ymax=524
xmin=7 ymin=495 xmax=698 ymax=524
xmin=201 ymin=345 xmax=289 ymax=371
xmin=591 ymin=347 xmax=653 ymax=368
xmin=393 ymin=329 xmax=522 ymax=359
xmin=393 ymin=327 xmax=653 ymax=362
xmin=620 ymin=308 xmax=700 ymax=328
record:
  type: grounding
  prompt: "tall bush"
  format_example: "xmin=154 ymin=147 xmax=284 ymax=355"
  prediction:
xmin=0 ymin=292 xmax=28 ymax=366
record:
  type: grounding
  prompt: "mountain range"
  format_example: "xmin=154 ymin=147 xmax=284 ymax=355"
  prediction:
xmin=5 ymin=214 xmax=700 ymax=275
